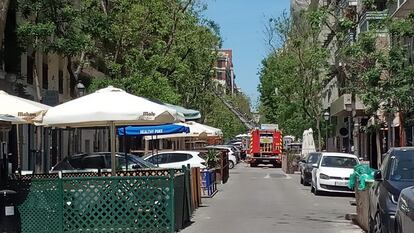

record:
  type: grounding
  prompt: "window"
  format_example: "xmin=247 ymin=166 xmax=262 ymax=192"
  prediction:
xmin=27 ymin=55 xmax=33 ymax=84
xmin=42 ymin=62 xmax=48 ymax=89
xmin=321 ymin=156 xmax=358 ymax=168
xmin=168 ymin=153 xmax=191 ymax=163
xmin=82 ymin=156 xmax=105 ymax=169
xmin=307 ymin=153 xmax=321 ymax=164
xmin=389 ymin=150 xmax=414 ymax=181
xmin=148 ymin=154 xmax=169 ymax=164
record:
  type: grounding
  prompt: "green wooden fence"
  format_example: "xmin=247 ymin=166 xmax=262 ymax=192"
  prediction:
xmin=16 ymin=170 xmax=176 ymax=233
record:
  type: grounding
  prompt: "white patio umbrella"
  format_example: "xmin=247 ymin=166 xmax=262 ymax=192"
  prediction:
xmin=41 ymin=86 xmax=184 ymax=174
xmin=0 ymin=91 xmax=51 ymax=169
xmin=301 ymin=128 xmax=316 ymax=158
xmin=0 ymin=90 xmax=50 ymax=122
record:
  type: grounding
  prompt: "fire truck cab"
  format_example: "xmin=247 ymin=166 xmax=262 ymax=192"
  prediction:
xmin=248 ymin=128 xmax=283 ymax=167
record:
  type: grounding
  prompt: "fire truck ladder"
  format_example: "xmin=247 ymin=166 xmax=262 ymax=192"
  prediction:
xmin=214 ymin=91 xmax=259 ymax=130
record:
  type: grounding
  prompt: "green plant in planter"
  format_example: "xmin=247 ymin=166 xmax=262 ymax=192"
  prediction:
xmin=205 ymin=149 xmax=220 ymax=169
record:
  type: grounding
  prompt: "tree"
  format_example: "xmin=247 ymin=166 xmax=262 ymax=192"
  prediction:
xmin=259 ymin=9 xmax=329 ymax=148
xmin=17 ymin=0 xmax=91 ymax=98
xmin=0 ymin=0 xmax=10 ymax=52
xmin=84 ymin=0 xmax=221 ymax=121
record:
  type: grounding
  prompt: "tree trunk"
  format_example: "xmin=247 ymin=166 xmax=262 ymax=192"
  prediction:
xmin=30 ymin=51 xmax=43 ymax=173
xmin=399 ymin=112 xmax=406 ymax=147
xmin=0 ymin=0 xmax=10 ymax=52
xmin=31 ymin=52 xmax=42 ymax=102
xmin=316 ymin=118 xmax=321 ymax=152
xmin=387 ymin=112 xmax=393 ymax=150
xmin=376 ymin=130 xmax=381 ymax=169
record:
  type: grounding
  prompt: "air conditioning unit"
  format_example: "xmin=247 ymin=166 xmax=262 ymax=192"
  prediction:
xmin=348 ymin=0 xmax=357 ymax=6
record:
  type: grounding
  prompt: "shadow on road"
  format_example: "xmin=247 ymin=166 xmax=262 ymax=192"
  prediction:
xmin=316 ymin=192 xmax=355 ymax=198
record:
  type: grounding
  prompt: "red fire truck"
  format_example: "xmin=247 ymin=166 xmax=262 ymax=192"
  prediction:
xmin=248 ymin=128 xmax=283 ymax=167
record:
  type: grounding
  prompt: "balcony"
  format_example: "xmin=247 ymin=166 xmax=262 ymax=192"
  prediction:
xmin=330 ymin=94 xmax=366 ymax=117
xmin=389 ymin=0 xmax=414 ymax=18
xmin=359 ymin=10 xmax=388 ymax=33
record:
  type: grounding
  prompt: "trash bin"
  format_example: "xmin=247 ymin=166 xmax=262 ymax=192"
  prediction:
xmin=0 ymin=190 xmax=18 ymax=233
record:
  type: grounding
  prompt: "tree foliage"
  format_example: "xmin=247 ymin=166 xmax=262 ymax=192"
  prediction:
xmin=259 ymin=10 xmax=329 ymax=145
xmin=16 ymin=0 xmax=248 ymax=138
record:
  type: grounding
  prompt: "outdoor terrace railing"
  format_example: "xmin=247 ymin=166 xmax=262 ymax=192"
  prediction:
xmin=3 ymin=167 xmax=196 ymax=233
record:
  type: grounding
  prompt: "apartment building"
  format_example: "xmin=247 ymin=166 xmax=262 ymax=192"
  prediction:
xmin=318 ymin=0 xmax=391 ymax=163
xmin=1 ymin=0 xmax=109 ymax=173
xmin=213 ymin=49 xmax=237 ymax=95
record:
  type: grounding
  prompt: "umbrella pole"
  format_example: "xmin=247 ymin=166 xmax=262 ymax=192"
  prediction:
xmin=124 ymin=127 xmax=127 ymax=171
xmin=110 ymin=121 xmax=116 ymax=175
xmin=16 ymin=124 xmax=21 ymax=174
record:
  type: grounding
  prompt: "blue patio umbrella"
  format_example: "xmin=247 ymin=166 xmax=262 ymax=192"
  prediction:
xmin=117 ymin=124 xmax=190 ymax=136
xmin=117 ymin=124 xmax=190 ymax=167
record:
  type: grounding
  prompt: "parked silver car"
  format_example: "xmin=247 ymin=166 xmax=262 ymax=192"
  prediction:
xmin=395 ymin=186 xmax=414 ymax=233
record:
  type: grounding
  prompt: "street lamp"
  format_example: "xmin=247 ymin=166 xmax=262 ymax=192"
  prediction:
xmin=323 ymin=111 xmax=330 ymax=151
xmin=323 ymin=111 xmax=330 ymax=121
xmin=76 ymin=81 xmax=85 ymax=97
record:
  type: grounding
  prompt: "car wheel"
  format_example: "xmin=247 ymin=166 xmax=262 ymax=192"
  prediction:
xmin=229 ymin=160 xmax=235 ymax=169
xmin=314 ymin=179 xmax=321 ymax=195
xmin=371 ymin=211 xmax=383 ymax=233
xmin=311 ymin=181 xmax=315 ymax=193
xmin=394 ymin=218 xmax=401 ymax=233
xmin=250 ymin=163 xmax=257 ymax=167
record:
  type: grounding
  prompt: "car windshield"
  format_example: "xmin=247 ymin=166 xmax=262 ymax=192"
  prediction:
xmin=389 ymin=151 xmax=414 ymax=181
xmin=307 ymin=154 xmax=320 ymax=164
xmin=321 ymin=156 xmax=357 ymax=168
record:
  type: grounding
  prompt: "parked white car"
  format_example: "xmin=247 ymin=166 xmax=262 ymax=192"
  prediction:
xmin=205 ymin=145 xmax=237 ymax=169
xmin=144 ymin=151 xmax=206 ymax=169
xmin=311 ymin=152 xmax=359 ymax=195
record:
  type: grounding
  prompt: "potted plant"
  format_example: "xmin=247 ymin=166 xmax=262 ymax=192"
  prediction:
xmin=205 ymin=149 xmax=220 ymax=169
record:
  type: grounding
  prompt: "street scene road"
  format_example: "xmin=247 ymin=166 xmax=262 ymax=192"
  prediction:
xmin=182 ymin=164 xmax=363 ymax=233
xmin=2 ymin=0 xmax=414 ymax=232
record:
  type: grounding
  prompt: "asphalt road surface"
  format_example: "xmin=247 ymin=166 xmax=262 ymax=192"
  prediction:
xmin=181 ymin=163 xmax=363 ymax=233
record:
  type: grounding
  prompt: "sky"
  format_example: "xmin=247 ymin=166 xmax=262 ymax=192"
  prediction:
xmin=203 ymin=0 xmax=291 ymax=109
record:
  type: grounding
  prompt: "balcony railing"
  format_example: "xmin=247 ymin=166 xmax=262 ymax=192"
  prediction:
xmin=389 ymin=0 xmax=413 ymax=17
xmin=359 ymin=10 xmax=388 ymax=32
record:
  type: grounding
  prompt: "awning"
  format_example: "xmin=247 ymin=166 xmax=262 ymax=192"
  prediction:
xmin=117 ymin=124 xmax=190 ymax=136
xmin=144 ymin=121 xmax=223 ymax=140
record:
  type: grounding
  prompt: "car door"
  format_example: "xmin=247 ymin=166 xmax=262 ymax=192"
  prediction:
xmin=404 ymin=190 xmax=414 ymax=232
xmin=369 ymin=152 xmax=391 ymax=220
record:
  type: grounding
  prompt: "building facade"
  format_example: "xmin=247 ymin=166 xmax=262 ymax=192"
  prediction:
xmin=213 ymin=49 xmax=237 ymax=95
xmin=319 ymin=0 xmax=414 ymax=168
xmin=0 ymin=0 xmax=109 ymax=173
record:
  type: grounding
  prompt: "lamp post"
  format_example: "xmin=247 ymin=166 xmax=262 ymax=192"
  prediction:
xmin=75 ymin=81 xmax=85 ymax=154
xmin=76 ymin=81 xmax=85 ymax=97
xmin=323 ymin=111 xmax=330 ymax=151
